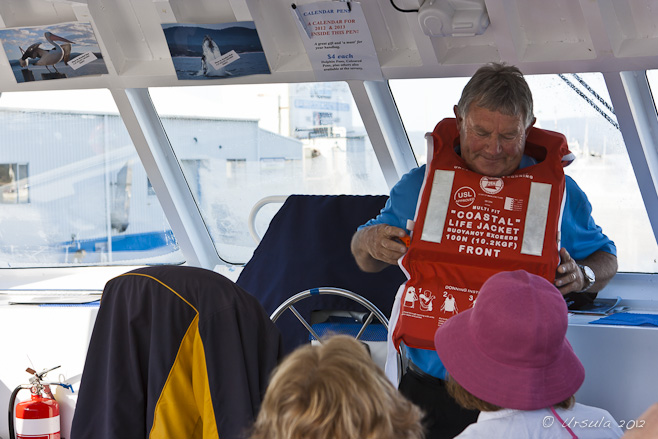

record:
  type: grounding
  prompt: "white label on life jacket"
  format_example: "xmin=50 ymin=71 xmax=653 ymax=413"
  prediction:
xmin=421 ymin=170 xmax=454 ymax=243
xmin=521 ymin=182 xmax=551 ymax=256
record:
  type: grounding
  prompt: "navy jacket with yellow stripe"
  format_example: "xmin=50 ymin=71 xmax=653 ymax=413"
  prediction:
xmin=71 ymin=265 xmax=282 ymax=439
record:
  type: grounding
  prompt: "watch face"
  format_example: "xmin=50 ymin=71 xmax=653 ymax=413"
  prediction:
xmin=583 ymin=265 xmax=595 ymax=282
xmin=580 ymin=265 xmax=595 ymax=292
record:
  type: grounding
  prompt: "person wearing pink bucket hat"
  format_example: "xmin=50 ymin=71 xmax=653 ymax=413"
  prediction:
xmin=434 ymin=270 xmax=623 ymax=438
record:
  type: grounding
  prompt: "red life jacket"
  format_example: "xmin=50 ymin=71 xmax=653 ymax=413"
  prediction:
xmin=391 ymin=118 xmax=570 ymax=351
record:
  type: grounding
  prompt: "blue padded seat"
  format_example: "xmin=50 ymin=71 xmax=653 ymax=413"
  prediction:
xmin=236 ymin=195 xmax=405 ymax=353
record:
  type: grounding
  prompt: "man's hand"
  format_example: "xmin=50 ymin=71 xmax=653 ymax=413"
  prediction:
xmin=554 ymin=247 xmax=618 ymax=295
xmin=555 ymin=248 xmax=584 ymax=295
xmin=351 ymin=224 xmax=409 ymax=272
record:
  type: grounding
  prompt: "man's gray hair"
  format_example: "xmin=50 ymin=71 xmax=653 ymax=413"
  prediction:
xmin=456 ymin=63 xmax=534 ymax=128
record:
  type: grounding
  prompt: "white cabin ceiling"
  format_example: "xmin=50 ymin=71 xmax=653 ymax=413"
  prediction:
xmin=0 ymin=0 xmax=657 ymax=92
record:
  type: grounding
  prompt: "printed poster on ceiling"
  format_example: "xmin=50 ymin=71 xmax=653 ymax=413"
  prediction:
xmin=161 ymin=22 xmax=271 ymax=80
xmin=291 ymin=1 xmax=382 ymax=81
xmin=0 ymin=22 xmax=108 ymax=83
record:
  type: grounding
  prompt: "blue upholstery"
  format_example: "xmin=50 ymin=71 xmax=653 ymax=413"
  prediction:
xmin=236 ymin=195 xmax=406 ymax=354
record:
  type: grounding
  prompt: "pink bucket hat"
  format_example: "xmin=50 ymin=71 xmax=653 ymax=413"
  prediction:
xmin=434 ymin=270 xmax=585 ymax=410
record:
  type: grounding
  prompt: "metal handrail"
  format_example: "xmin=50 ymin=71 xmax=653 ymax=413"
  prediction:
xmin=247 ymin=195 xmax=288 ymax=244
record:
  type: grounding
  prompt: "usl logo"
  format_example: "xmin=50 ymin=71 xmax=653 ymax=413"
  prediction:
xmin=454 ymin=186 xmax=476 ymax=208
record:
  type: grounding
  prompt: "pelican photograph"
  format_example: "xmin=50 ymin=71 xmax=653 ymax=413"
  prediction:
xmin=161 ymin=22 xmax=270 ymax=80
xmin=0 ymin=22 xmax=108 ymax=83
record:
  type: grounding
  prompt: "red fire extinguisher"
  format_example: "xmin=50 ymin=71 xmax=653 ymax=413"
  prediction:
xmin=8 ymin=366 xmax=72 ymax=439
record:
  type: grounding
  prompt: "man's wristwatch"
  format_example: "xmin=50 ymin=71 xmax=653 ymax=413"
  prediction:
xmin=578 ymin=264 xmax=596 ymax=292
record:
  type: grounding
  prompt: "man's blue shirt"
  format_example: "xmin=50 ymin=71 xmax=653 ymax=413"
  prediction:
xmin=361 ymin=162 xmax=616 ymax=379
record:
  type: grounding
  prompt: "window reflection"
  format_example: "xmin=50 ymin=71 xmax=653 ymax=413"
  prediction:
xmin=150 ymin=83 xmax=389 ymax=264
xmin=0 ymin=90 xmax=182 ymax=267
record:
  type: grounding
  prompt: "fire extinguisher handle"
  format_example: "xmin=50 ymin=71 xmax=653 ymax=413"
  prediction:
xmin=40 ymin=381 xmax=75 ymax=395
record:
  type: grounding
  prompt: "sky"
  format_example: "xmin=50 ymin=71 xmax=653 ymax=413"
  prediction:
xmin=389 ymin=73 xmax=618 ymax=134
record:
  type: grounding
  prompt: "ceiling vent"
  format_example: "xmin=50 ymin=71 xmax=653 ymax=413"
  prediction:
xmin=418 ymin=0 xmax=490 ymax=37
